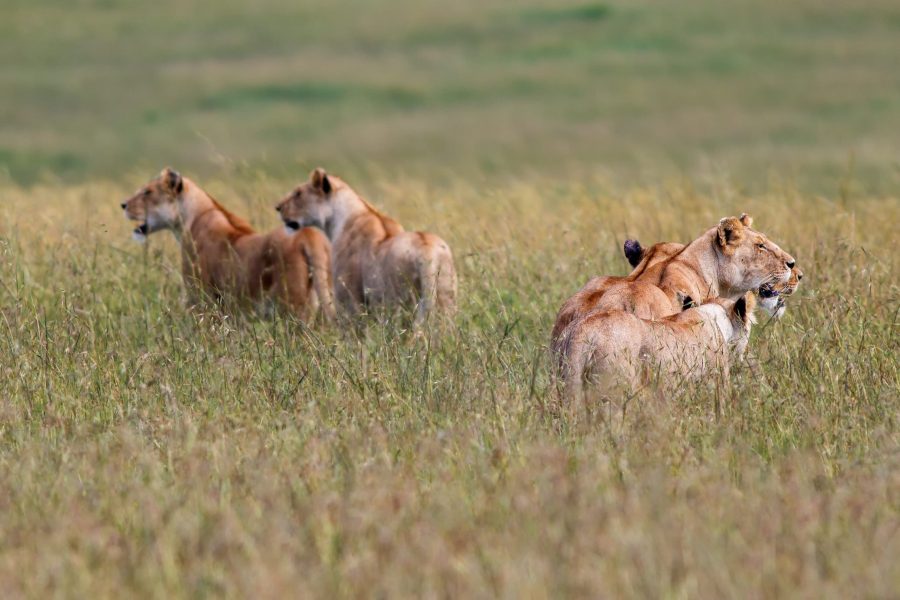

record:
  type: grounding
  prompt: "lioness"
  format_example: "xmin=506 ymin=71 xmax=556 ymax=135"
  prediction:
xmin=564 ymin=294 xmax=756 ymax=401
xmin=121 ymin=168 xmax=335 ymax=321
xmin=623 ymin=238 xmax=803 ymax=319
xmin=276 ymin=168 xmax=457 ymax=325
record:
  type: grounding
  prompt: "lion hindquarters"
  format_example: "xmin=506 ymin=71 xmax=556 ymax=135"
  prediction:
xmin=550 ymin=275 xmax=621 ymax=360
xmin=370 ymin=232 xmax=456 ymax=325
xmin=561 ymin=312 xmax=644 ymax=400
xmin=274 ymin=227 xmax=335 ymax=323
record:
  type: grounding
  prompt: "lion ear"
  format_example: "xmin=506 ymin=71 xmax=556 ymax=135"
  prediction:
xmin=161 ymin=167 xmax=183 ymax=194
xmin=734 ymin=292 xmax=756 ymax=325
xmin=717 ymin=216 xmax=745 ymax=253
xmin=310 ymin=167 xmax=332 ymax=195
xmin=739 ymin=213 xmax=753 ymax=228
xmin=676 ymin=291 xmax=695 ymax=311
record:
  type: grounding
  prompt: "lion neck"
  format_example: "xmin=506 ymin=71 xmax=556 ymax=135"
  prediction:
xmin=175 ymin=179 xmax=255 ymax=243
xmin=697 ymin=300 xmax=753 ymax=360
xmin=327 ymin=186 xmax=402 ymax=245
xmin=689 ymin=303 xmax=737 ymax=350
xmin=174 ymin=179 xmax=217 ymax=240
xmin=658 ymin=228 xmax=724 ymax=302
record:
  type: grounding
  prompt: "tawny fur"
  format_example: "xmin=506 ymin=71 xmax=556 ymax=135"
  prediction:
xmin=276 ymin=168 xmax=457 ymax=326
xmin=564 ymin=295 xmax=756 ymax=401
xmin=550 ymin=241 xmax=684 ymax=361
xmin=122 ymin=168 xmax=335 ymax=322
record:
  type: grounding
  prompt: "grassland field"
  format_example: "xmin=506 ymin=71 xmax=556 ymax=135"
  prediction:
xmin=1 ymin=0 xmax=899 ymax=597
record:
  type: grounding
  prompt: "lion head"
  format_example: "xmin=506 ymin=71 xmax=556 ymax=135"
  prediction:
xmin=121 ymin=168 xmax=184 ymax=242
xmin=276 ymin=168 xmax=343 ymax=234
xmin=626 ymin=233 xmax=802 ymax=319
xmin=715 ymin=213 xmax=795 ymax=296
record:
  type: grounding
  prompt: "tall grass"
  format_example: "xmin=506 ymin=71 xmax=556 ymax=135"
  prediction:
xmin=0 ymin=174 xmax=897 ymax=596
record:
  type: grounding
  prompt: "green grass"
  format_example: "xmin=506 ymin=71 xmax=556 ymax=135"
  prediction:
xmin=2 ymin=0 xmax=900 ymax=596
xmin=2 ymin=0 xmax=900 ymax=191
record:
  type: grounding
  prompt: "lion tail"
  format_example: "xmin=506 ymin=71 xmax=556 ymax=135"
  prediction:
xmin=302 ymin=229 xmax=336 ymax=322
xmin=416 ymin=240 xmax=457 ymax=326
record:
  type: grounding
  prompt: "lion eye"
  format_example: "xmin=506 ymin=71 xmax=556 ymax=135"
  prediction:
xmin=757 ymin=243 xmax=765 ymax=249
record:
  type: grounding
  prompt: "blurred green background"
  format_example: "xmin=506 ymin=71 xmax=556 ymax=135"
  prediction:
xmin=2 ymin=0 xmax=900 ymax=191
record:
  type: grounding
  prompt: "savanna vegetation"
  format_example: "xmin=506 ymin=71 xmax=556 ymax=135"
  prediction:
xmin=1 ymin=0 xmax=898 ymax=596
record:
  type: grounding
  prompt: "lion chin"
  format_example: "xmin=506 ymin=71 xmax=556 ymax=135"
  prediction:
xmin=758 ymin=294 xmax=786 ymax=319
xmin=132 ymin=223 xmax=148 ymax=243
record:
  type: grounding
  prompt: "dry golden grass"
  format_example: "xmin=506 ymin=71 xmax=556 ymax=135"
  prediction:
xmin=3 ymin=0 xmax=900 ymax=595
xmin=0 ymin=173 xmax=897 ymax=597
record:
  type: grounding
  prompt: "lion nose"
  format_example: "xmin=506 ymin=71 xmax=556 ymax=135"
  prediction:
xmin=786 ymin=260 xmax=795 ymax=269
xmin=120 ymin=202 xmax=127 ymax=209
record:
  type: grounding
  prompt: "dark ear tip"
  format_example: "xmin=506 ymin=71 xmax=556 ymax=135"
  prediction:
xmin=163 ymin=167 xmax=183 ymax=193
xmin=311 ymin=167 xmax=331 ymax=192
